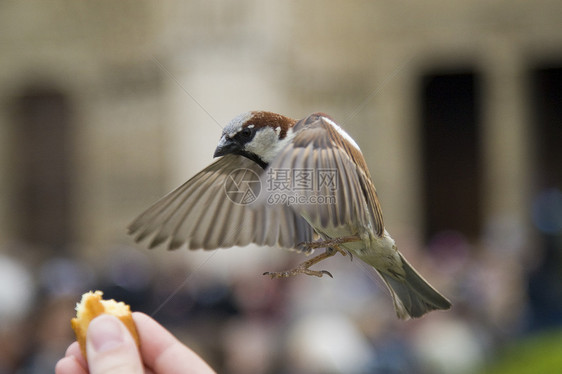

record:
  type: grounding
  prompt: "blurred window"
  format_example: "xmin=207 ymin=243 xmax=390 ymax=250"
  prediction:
xmin=419 ymin=71 xmax=482 ymax=242
xmin=13 ymin=86 xmax=74 ymax=252
xmin=531 ymin=65 xmax=562 ymax=191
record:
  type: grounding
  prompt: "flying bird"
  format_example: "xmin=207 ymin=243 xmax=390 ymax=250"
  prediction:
xmin=128 ymin=111 xmax=451 ymax=319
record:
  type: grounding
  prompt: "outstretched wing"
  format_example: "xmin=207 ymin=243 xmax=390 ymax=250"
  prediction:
xmin=128 ymin=154 xmax=315 ymax=250
xmin=262 ymin=113 xmax=384 ymax=236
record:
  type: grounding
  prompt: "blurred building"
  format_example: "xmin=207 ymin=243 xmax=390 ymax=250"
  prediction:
xmin=1 ymin=1 xmax=560 ymax=257
xmin=1 ymin=1 xmax=562 ymax=373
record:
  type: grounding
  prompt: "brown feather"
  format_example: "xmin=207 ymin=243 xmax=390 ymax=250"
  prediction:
xmin=246 ymin=111 xmax=296 ymax=139
xmin=272 ymin=113 xmax=385 ymax=237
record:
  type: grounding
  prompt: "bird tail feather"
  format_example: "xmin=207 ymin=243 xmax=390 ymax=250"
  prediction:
xmin=377 ymin=252 xmax=451 ymax=319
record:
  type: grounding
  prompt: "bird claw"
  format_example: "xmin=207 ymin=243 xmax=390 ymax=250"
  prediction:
xmin=319 ymin=270 xmax=333 ymax=278
xmin=263 ymin=268 xmax=333 ymax=279
xmin=262 ymin=245 xmax=344 ymax=279
xmin=262 ymin=239 xmax=358 ymax=280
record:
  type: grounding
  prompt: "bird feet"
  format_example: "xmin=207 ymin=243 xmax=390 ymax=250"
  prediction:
xmin=263 ymin=266 xmax=334 ymax=279
xmin=263 ymin=248 xmax=336 ymax=278
xmin=263 ymin=236 xmax=360 ymax=279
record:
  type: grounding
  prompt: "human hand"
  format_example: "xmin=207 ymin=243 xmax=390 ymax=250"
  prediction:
xmin=56 ymin=312 xmax=215 ymax=374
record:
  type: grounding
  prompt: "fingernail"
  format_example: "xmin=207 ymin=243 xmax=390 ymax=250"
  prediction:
xmin=88 ymin=315 xmax=125 ymax=353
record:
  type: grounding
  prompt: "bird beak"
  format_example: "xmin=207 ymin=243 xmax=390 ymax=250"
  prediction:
xmin=213 ymin=136 xmax=238 ymax=158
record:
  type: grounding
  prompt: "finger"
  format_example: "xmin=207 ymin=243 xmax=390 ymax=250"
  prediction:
xmin=133 ymin=312 xmax=216 ymax=373
xmin=65 ymin=341 xmax=87 ymax=369
xmin=55 ymin=356 xmax=88 ymax=374
xmin=86 ymin=314 xmax=143 ymax=374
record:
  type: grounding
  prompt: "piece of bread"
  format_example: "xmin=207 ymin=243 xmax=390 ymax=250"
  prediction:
xmin=71 ymin=290 xmax=140 ymax=360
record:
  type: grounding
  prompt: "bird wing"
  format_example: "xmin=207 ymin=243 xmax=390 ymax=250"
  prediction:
xmin=261 ymin=113 xmax=384 ymax=236
xmin=128 ymin=154 xmax=315 ymax=251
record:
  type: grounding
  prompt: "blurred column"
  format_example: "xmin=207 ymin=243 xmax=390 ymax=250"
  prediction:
xmin=369 ymin=51 xmax=422 ymax=239
xmin=482 ymin=43 xmax=530 ymax=248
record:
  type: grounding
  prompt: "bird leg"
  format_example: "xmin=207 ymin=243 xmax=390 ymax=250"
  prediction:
xmin=264 ymin=247 xmax=339 ymax=278
xmin=297 ymin=235 xmax=360 ymax=259
xmin=263 ymin=236 xmax=361 ymax=279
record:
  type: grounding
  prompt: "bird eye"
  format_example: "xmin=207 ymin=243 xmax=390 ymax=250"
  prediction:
xmin=239 ymin=127 xmax=254 ymax=139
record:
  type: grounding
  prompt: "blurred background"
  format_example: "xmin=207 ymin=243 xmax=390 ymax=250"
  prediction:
xmin=1 ymin=1 xmax=561 ymax=373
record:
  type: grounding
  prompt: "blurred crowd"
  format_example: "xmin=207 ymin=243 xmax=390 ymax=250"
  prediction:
xmin=2 ymin=206 xmax=561 ymax=374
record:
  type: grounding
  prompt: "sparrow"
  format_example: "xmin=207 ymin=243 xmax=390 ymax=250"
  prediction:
xmin=128 ymin=111 xmax=451 ymax=319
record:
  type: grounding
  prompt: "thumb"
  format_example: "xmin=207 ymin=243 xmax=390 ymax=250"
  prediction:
xmin=86 ymin=314 xmax=143 ymax=374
